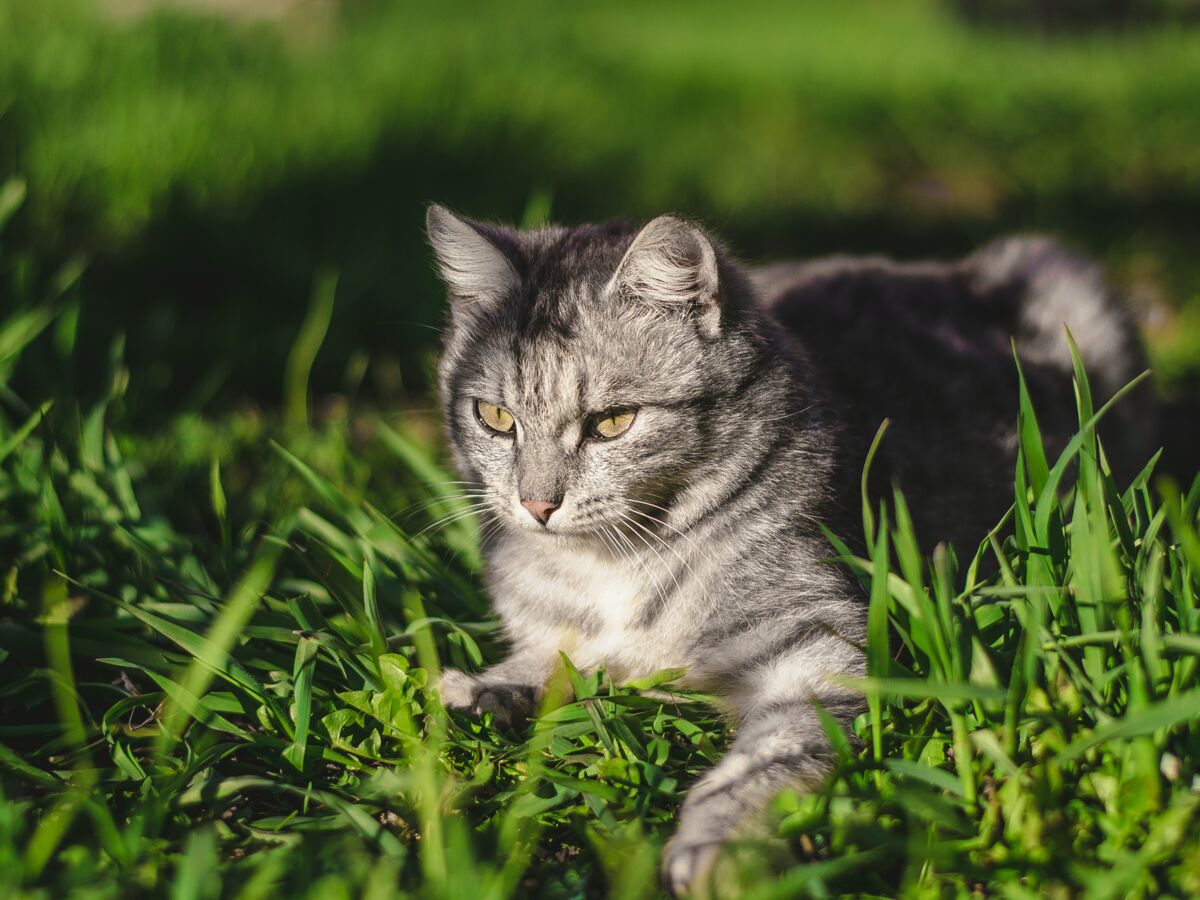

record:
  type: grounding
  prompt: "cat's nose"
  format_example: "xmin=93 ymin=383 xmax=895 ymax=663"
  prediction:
xmin=520 ymin=498 xmax=560 ymax=525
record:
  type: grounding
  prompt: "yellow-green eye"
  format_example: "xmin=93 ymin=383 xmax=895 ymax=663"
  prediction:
xmin=476 ymin=400 xmax=515 ymax=435
xmin=590 ymin=409 xmax=636 ymax=440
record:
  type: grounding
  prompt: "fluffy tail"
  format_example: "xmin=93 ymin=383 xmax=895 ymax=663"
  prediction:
xmin=970 ymin=236 xmax=1156 ymax=473
xmin=970 ymin=236 xmax=1144 ymax=401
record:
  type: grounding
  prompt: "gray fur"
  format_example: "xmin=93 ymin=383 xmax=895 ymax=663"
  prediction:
xmin=426 ymin=205 xmax=1150 ymax=894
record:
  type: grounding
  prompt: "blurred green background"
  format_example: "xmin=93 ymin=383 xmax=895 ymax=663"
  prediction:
xmin=3 ymin=0 xmax=1200 ymax=416
xmin=4 ymin=4 xmax=1200 ymax=895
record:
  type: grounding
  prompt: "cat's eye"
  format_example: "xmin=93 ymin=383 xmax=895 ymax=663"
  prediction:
xmin=588 ymin=408 xmax=637 ymax=440
xmin=476 ymin=400 xmax=516 ymax=435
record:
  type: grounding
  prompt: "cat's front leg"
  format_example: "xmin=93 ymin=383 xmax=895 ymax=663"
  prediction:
xmin=662 ymin=680 xmax=862 ymax=896
xmin=438 ymin=648 xmax=553 ymax=728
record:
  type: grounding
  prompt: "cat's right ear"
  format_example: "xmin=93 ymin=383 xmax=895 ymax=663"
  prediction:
xmin=605 ymin=215 xmax=723 ymax=337
xmin=426 ymin=204 xmax=521 ymax=309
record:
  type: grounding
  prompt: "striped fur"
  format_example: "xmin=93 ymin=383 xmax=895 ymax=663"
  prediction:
xmin=426 ymin=205 xmax=1149 ymax=894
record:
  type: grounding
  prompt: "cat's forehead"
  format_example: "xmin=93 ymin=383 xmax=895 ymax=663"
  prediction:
xmin=509 ymin=223 xmax=637 ymax=327
xmin=489 ymin=322 xmax=648 ymax=418
xmin=477 ymin=226 xmax=654 ymax=386
xmin=446 ymin=219 xmax=708 ymax=418
xmin=523 ymin=220 xmax=639 ymax=282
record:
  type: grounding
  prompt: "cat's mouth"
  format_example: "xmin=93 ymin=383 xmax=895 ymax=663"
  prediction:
xmin=505 ymin=506 xmax=619 ymax=541
xmin=509 ymin=512 xmax=592 ymax=537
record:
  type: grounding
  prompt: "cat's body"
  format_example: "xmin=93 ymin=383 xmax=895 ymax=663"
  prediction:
xmin=756 ymin=239 xmax=1147 ymax=552
xmin=426 ymin=207 xmax=1147 ymax=894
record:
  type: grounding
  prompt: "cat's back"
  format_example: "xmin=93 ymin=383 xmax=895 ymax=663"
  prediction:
xmin=752 ymin=237 xmax=1150 ymax=549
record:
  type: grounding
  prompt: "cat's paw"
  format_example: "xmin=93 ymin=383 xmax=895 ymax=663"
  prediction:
xmin=437 ymin=668 xmax=479 ymax=711
xmin=661 ymin=836 xmax=720 ymax=897
xmin=437 ymin=669 xmax=535 ymax=728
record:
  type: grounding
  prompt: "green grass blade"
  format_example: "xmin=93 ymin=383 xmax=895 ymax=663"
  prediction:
xmin=283 ymin=269 xmax=338 ymax=429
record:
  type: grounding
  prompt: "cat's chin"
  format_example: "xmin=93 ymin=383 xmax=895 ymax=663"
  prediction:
xmin=504 ymin=519 xmax=607 ymax=543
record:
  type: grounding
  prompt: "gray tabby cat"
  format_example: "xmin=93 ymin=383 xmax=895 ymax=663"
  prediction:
xmin=425 ymin=205 xmax=1146 ymax=894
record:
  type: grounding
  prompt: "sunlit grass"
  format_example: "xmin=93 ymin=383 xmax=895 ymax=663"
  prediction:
xmin=8 ymin=0 xmax=1200 ymax=235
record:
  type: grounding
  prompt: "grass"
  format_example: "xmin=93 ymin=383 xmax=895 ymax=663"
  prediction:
xmin=2 ymin=182 xmax=1200 ymax=898
xmin=7 ymin=0 xmax=1200 ymax=238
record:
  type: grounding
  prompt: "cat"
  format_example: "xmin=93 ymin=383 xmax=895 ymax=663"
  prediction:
xmin=424 ymin=205 xmax=1148 ymax=895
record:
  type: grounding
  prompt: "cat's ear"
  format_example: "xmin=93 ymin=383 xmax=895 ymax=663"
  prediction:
xmin=426 ymin=204 xmax=521 ymax=309
xmin=606 ymin=215 xmax=722 ymax=337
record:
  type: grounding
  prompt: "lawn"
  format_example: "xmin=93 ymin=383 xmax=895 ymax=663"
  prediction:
xmin=2 ymin=1 xmax=1200 ymax=897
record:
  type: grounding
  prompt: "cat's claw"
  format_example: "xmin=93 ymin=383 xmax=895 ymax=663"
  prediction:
xmin=662 ymin=838 xmax=720 ymax=897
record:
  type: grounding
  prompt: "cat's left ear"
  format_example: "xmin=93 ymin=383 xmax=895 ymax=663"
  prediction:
xmin=605 ymin=216 xmax=722 ymax=337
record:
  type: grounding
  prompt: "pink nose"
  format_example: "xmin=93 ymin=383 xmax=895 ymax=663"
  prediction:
xmin=520 ymin=498 xmax=560 ymax=524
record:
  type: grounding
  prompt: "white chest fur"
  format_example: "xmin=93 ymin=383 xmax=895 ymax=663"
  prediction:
xmin=488 ymin=534 xmax=696 ymax=682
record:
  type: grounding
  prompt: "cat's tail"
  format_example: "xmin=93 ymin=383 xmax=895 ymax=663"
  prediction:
xmin=969 ymin=236 xmax=1143 ymax=400
xmin=968 ymin=235 xmax=1157 ymax=472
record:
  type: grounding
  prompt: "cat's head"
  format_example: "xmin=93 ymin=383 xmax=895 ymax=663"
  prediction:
xmin=427 ymin=205 xmax=773 ymax=540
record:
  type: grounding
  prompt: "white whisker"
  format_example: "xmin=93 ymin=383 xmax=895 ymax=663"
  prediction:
xmin=413 ymin=502 xmax=491 ymax=540
xmin=609 ymin=517 xmax=671 ymax=613
xmin=617 ymin=510 xmax=684 ymax=608
xmin=388 ymin=490 xmax=492 ymax=523
xmin=623 ymin=503 xmax=721 ymax=619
